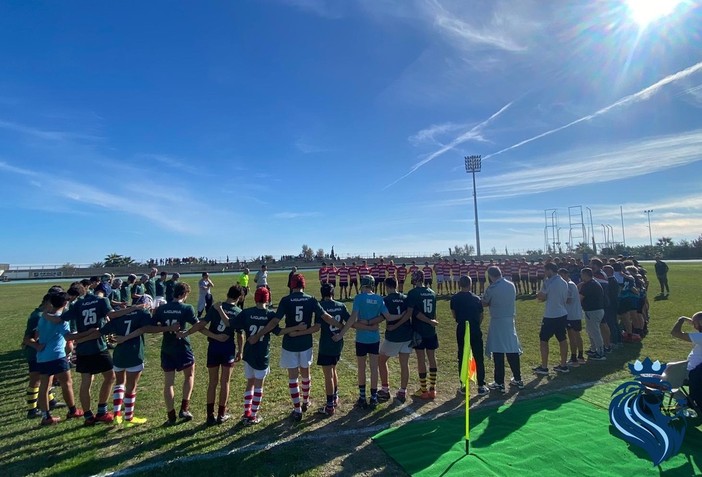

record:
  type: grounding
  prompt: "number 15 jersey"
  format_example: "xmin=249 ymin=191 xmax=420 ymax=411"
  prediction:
xmin=406 ymin=286 xmax=437 ymax=338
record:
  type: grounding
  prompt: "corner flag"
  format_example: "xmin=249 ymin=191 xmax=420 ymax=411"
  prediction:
xmin=459 ymin=322 xmax=476 ymax=454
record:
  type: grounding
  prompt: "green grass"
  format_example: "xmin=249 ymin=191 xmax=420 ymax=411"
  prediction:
xmin=0 ymin=264 xmax=699 ymax=477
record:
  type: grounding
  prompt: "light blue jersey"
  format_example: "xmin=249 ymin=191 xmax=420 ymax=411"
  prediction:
xmin=36 ymin=314 xmax=71 ymax=363
xmin=352 ymin=292 xmax=388 ymax=344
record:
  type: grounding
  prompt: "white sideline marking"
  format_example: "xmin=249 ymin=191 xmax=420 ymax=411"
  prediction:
xmin=93 ymin=379 xmax=607 ymax=477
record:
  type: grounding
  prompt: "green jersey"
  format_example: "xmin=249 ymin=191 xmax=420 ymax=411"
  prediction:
xmin=406 ymin=286 xmax=437 ymax=338
xmin=23 ymin=307 xmax=42 ymax=362
xmin=132 ymin=283 xmax=145 ymax=302
xmin=100 ymin=309 xmax=152 ymax=368
xmin=204 ymin=302 xmax=241 ymax=345
xmin=109 ymin=288 xmax=122 ymax=307
xmin=144 ymin=278 xmax=156 ymax=298
xmin=275 ymin=292 xmax=324 ymax=352
xmin=318 ymin=300 xmax=349 ymax=357
xmin=235 ymin=306 xmax=277 ymax=370
xmin=155 ymin=278 xmax=166 ymax=297
xmin=152 ymin=301 xmax=198 ymax=354
xmin=64 ymin=295 xmax=113 ymax=355
xmin=384 ymin=292 xmax=412 ymax=342
xmin=165 ymin=279 xmax=178 ymax=303
xmin=121 ymin=283 xmax=133 ymax=306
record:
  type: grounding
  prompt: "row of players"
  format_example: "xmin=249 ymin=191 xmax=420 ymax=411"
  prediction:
xmin=316 ymin=257 xmax=584 ymax=298
xmin=24 ymin=272 xmax=442 ymax=427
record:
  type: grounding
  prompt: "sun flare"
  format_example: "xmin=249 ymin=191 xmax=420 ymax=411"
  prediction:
xmin=626 ymin=0 xmax=684 ymax=28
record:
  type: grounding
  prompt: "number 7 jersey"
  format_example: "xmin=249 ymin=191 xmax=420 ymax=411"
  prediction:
xmin=275 ymin=291 xmax=325 ymax=352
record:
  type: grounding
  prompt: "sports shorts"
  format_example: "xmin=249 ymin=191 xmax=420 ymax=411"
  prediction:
xmin=279 ymin=348 xmax=313 ymax=369
xmin=28 ymin=359 xmax=40 ymax=373
xmin=340 ymin=281 xmax=349 ymax=287
xmin=355 ymin=341 xmax=380 ymax=357
xmin=113 ymin=363 xmax=145 ymax=373
xmin=207 ymin=342 xmax=236 ymax=368
xmin=540 ymin=316 xmax=568 ymax=342
xmin=424 ymin=279 xmax=433 ymax=287
xmin=566 ymin=320 xmax=582 ymax=332
xmin=436 ymin=275 xmax=444 ymax=283
xmin=38 ymin=357 xmax=70 ymax=376
xmin=317 ymin=353 xmax=341 ymax=366
xmin=161 ymin=349 xmax=195 ymax=372
xmin=76 ymin=351 xmax=113 ymax=375
xmin=414 ymin=334 xmax=439 ymax=351
xmin=244 ymin=362 xmax=270 ymax=380
xmin=380 ymin=339 xmax=412 ymax=357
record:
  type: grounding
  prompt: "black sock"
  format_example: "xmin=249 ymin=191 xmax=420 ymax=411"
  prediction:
xmin=206 ymin=403 xmax=215 ymax=417
xmin=326 ymin=394 xmax=334 ymax=406
xmin=168 ymin=409 xmax=177 ymax=421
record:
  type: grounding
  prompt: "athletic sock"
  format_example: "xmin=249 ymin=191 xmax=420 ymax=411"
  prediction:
xmin=326 ymin=394 xmax=334 ymax=407
xmin=84 ymin=410 xmax=94 ymax=420
xmin=419 ymin=373 xmax=427 ymax=392
xmin=48 ymin=389 xmax=56 ymax=406
xmin=43 ymin=410 xmax=51 ymax=420
xmin=370 ymin=388 xmax=378 ymax=399
xmin=301 ymin=378 xmax=311 ymax=404
xmin=207 ymin=403 xmax=215 ymax=417
xmin=244 ymin=389 xmax=253 ymax=415
xmin=289 ymin=379 xmax=301 ymax=412
xmin=429 ymin=368 xmax=437 ymax=390
xmin=218 ymin=405 xmax=226 ymax=418
xmin=27 ymin=386 xmax=39 ymax=411
xmin=571 ymin=354 xmax=577 ymax=361
xmin=97 ymin=403 xmax=107 ymax=416
xmin=180 ymin=399 xmax=189 ymax=412
xmin=113 ymin=385 xmax=125 ymax=415
xmin=124 ymin=394 xmax=136 ymax=420
xmin=68 ymin=405 xmax=77 ymax=414
xmin=359 ymin=385 xmax=367 ymax=400
xmin=251 ymin=387 xmax=263 ymax=417
xmin=381 ymin=384 xmax=389 ymax=393
xmin=167 ymin=409 xmax=176 ymax=421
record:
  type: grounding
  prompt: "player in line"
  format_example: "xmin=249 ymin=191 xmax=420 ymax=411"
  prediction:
xmin=316 ymin=283 xmax=350 ymax=416
xmin=378 ymin=277 xmax=412 ymax=403
xmin=407 ymin=270 xmax=439 ymax=399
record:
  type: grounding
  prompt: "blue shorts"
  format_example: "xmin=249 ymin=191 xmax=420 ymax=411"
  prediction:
xmin=38 ymin=357 xmax=70 ymax=376
xmin=207 ymin=342 xmax=236 ymax=368
xmin=28 ymin=360 xmax=40 ymax=373
xmin=161 ymin=350 xmax=195 ymax=372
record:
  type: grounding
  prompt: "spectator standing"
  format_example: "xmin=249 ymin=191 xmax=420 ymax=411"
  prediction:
xmin=534 ymin=263 xmax=570 ymax=375
xmin=579 ymin=268 xmax=606 ymax=361
xmin=450 ymin=276 xmax=487 ymax=396
xmin=482 ymin=267 xmax=523 ymax=392
xmin=654 ymin=255 xmax=670 ymax=297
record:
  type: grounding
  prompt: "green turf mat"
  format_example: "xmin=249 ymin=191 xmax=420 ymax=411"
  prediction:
xmin=373 ymin=393 xmax=702 ymax=476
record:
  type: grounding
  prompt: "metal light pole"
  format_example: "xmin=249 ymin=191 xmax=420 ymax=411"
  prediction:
xmin=465 ymin=155 xmax=482 ymax=258
xmin=644 ymin=209 xmax=653 ymax=247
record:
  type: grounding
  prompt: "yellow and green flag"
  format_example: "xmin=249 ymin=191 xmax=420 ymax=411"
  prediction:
xmin=459 ymin=322 xmax=476 ymax=454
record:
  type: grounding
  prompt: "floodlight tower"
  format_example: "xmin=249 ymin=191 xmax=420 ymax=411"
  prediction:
xmin=465 ymin=155 xmax=482 ymax=258
xmin=644 ymin=209 xmax=653 ymax=247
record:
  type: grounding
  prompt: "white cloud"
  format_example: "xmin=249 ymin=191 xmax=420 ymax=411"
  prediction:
xmin=385 ymin=101 xmax=513 ymax=189
xmin=0 ymin=160 xmax=36 ymax=176
xmin=0 ymin=119 xmax=101 ymax=142
xmin=483 ymin=60 xmax=702 ymax=160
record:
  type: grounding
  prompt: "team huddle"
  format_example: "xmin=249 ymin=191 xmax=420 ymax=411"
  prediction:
xmin=22 ymin=268 xmax=441 ymax=427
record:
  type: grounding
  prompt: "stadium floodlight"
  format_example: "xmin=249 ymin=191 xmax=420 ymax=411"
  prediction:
xmin=464 ymin=155 xmax=482 ymax=258
xmin=644 ymin=209 xmax=653 ymax=247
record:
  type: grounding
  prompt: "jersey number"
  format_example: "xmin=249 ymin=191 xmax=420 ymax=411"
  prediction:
xmin=249 ymin=324 xmax=264 ymax=337
xmin=294 ymin=306 xmax=304 ymax=323
xmin=423 ymin=299 xmax=433 ymax=314
xmin=124 ymin=320 xmax=132 ymax=335
xmin=82 ymin=308 xmax=97 ymax=326
xmin=329 ymin=315 xmax=341 ymax=333
xmin=217 ymin=321 xmax=227 ymax=333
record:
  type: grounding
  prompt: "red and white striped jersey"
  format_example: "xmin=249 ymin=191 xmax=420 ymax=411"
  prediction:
xmin=377 ymin=263 xmax=387 ymax=278
xmin=349 ymin=266 xmax=360 ymax=279
xmin=397 ymin=266 xmax=408 ymax=280
xmin=328 ymin=267 xmax=338 ymax=281
xmin=422 ymin=266 xmax=433 ymax=279
xmin=460 ymin=263 xmax=470 ymax=276
xmin=386 ymin=264 xmax=397 ymax=279
xmin=338 ymin=267 xmax=349 ymax=280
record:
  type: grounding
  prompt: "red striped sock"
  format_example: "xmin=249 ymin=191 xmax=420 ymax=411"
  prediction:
xmin=289 ymin=379 xmax=301 ymax=410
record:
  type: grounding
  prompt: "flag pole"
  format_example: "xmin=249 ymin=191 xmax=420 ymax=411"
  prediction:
xmin=464 ymin=321 xmax=471 ymax=455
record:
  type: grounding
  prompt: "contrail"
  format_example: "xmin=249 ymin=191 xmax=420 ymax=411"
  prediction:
xmin=384 ymin=101 xmax=513 ymax=190
xmin=483 ymin=61 xmax=702 ymax=160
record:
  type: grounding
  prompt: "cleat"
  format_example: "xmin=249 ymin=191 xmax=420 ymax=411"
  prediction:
xmin=395 ymin=391 xmax=406 ymax=404
xmin=179 ymin=410 xmax=193 ymax=421
xmin=206 ymin=415 xmax=217 ymax=426
xmin=66 ymin=409 xmax=84 ymax=419
xmin=301 ymin=401 xmax=310 ymax=413
xmin=246 ymin=415 xmax=262 ymax=425
xmin=317 ymin=405 xmax=335 ymax=416
xmin=27 ymin=408 xmax=42 ymax=419
xmin=488 ymin=382 xmax=506 ymax=394
xmin=554 ymin=365 xmax=570 ymax=373
xmin=567 ymin=357 xmax=580 ymax=368
xmin=533 ymin=366 xmax=549 ymax=375
xmin=355 ymin=397 xmax=368 ymax=409
xmin=50 ymin=401 xmax=67 ymax=410
xmin=241 ymin=411 xmax=252 ymax=423
xmin=94 ymin=412 xmax=114 ymax=423
xmin=125 ymin=416 xmax=147 ymax=425
xmin=477 ymin=385 xmax=490 ymax=396
xmin=369 ymin=396 xmax=379 ymax=409
xmin=377 ymin=390 xmax=391 ymax=402
xmin=83 ymin=417 xmax=96 ymax=426
xmin=217 ymin=414 xmax=231 ymax=424
xmin=290 ymin=410 xmax=302 ymax=422
xmin=40 ymin=416 xmax=60 ymax=426
xmin=509 ymin=378 xmax=525 ymax=389
xmin=428 ymin=389 xmax=437 ymax=399
xmin=114 ymin=414 xmax=124 ymax=425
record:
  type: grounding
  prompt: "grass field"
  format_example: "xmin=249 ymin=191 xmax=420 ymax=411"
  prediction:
xmin=0 ymin=263 xmax=699 ymax=477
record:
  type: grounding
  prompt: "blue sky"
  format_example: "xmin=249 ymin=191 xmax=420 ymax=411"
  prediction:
xmin=1 ymin=0 xmax=701 ymax=265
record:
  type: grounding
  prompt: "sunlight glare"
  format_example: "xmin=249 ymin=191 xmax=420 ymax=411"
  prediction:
xmin=625 ymin=0 xmax=683 ymax=28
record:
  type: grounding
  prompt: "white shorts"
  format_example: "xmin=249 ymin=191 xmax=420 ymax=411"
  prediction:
xmin=436 ymin=275 xmax=444 ymax=283
xmin=113 ymin=363 xmax=145 ymax=373
xmin=279 ymin=348 xmax=313 ymax=369
xmin=380 ymin=339 xmax=413 ymax=357
xmin=244 ymin=362 xmax=270 ymax=380
xmin=154 ymin=296 xmax=167 ymax=308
